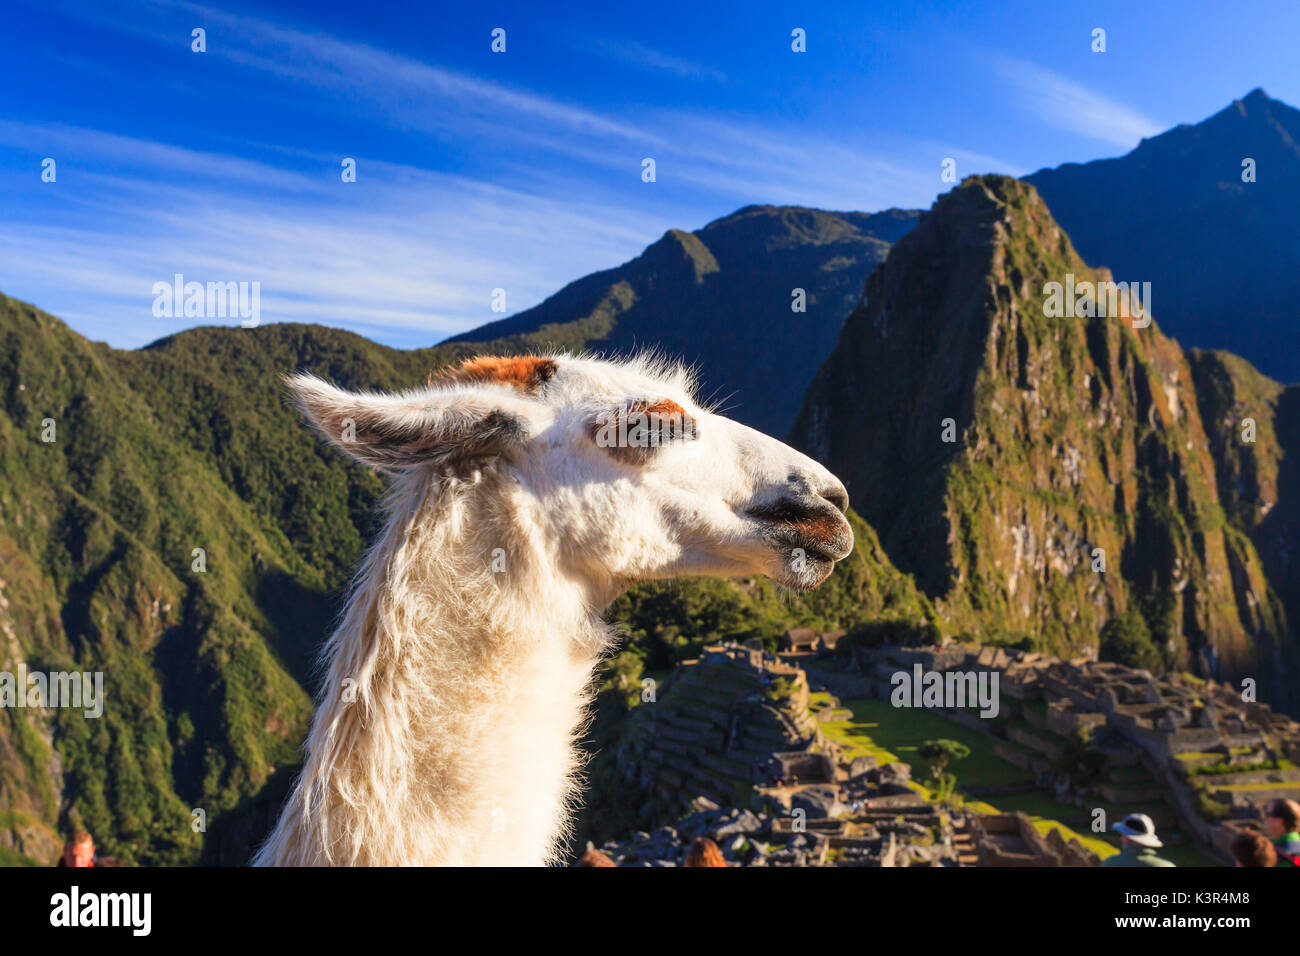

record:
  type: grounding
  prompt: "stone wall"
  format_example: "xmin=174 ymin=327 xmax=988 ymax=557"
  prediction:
xmin=618 ymin=645 xmax=828 ymax=821
xmin=969 ymin=811 xmax=1099 ymax=867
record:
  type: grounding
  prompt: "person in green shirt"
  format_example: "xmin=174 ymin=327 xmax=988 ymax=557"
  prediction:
xmin=1264 ymin=798 xmax=1300 ymax=867
xmin=1100 ymin=813 xmax=1176 ymax=867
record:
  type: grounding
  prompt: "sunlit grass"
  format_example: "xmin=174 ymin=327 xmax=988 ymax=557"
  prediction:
xmin=818 ymin=697 xmax=1224 ymax=865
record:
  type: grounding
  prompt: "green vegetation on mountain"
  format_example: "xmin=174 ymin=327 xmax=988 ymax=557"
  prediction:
xmin=3 ymin=169 xmax=1297 ymax=867
xmin=1187 ymin=348 xmax=1300 ymax=666
xmin=0 ymin=292 xmax=931 ymax=865
xmin=1099 ymin=607 xmax=1165 ymax=672
xmin=791 ymin=175 xmax=1298 ymax=711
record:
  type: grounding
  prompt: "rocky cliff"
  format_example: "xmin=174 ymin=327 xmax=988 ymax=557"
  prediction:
xmin=791 ymin=176 xmax=1297 ymax=712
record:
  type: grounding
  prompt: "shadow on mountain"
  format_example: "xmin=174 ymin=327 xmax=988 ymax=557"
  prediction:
xmin=254 ymin=569 xmax=340 ymax=696
xmin=198 ymin=764 xmax=298 ymax=866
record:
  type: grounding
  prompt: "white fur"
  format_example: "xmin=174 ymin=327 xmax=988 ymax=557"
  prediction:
xmin=254 ymin=353 xmax=850 ymax=866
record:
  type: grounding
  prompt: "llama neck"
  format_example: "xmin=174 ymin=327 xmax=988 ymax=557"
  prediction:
xmin=258 ymin=468 xmax=615 ymax=866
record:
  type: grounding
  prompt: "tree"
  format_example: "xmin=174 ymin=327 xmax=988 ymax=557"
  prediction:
xmin=918 ymin=738 xmax=970 ymax=799
xmin=1099 ymin=607 xmax=1163 ymax=672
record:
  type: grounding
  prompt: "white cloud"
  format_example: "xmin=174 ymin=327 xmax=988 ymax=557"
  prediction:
xmin=586 ymin=38 xmax=728 ymax=82
xmin=0 ymin=129 xmax=672 ymax=347
xmin=66 ymin=0 xmax=659 ymax=149
xmin=994 ymin=57 xmax=1162 ymax=148
xmin=2 ymin=2 xmax=1037 ymax=350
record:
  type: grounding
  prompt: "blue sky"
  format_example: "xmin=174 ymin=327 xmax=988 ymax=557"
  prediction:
xmin=2 ymin=0 xmax=1297 ymax=348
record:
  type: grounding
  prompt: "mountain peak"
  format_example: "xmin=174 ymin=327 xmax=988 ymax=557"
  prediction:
xmin=445 ymin=204 xmax=918 ymax=436
xmin=1024 ymin=90 xmax=1300 ymax=390
xmin=637 ymin=228 xmax=720 ymax=283
xmin=790 ymin=173 xmax=1295 ymax=693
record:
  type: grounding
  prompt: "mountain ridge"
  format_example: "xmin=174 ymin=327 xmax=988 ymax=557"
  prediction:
xmin=0 ymin=292 xmax=932 ymax=865
xmin=791 ymin=174 xmax=1299 ymax=713
xmin=447 ymin=204 xmax=922 ymax=436
xmin=1024 ymin=88 xmax=1300 ymax=386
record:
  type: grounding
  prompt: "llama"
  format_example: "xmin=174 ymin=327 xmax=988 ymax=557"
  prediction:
xmin=254 ymin=353 xmax=853 ymax=866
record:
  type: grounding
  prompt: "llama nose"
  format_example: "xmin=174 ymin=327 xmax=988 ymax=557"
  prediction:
xmin=788 ymin=472 xmax=849 ymax=515
xmin=819 ymin=480 xmax=849 ymax=515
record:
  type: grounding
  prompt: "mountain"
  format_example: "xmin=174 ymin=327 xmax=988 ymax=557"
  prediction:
xmin=791 ymin=175 xmax=1299 ymax=713
xmin=449 ymin=205 xmax=920 ymax=437
xmin=0 ymin=293 xmax=932 ymax=865
xmin=9 ymin=116 xmax=1300 ymax=865
xmin=1186 ymin=348 xmax=1300 ymax=673
xmin=1024 ymin=88 xmax=1300 ymax=386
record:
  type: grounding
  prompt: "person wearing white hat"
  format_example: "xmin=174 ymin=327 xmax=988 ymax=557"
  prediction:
xmin=1100 ymin=813 xmax=1176 ymax=867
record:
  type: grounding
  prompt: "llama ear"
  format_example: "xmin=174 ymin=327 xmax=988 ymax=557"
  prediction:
xmin=284 ymin=373 xmax=545 ymax=472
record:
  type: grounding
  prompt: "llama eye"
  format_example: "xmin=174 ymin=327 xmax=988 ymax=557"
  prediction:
xmin=589 ymin=399 xmax=697 ymax=463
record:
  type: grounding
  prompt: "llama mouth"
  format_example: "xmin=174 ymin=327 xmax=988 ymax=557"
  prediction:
xmin=746 ymin=509 xmax=853 ymax=589
xmin=778 ymin=549 xmax=839 ymax=591
xmin=746 ymin=502 xmax=854 ymax=567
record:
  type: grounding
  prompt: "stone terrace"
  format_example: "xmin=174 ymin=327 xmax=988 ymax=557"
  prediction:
xmin=608 ymin=644 xmax=962 ymax=865
xmin=617 ymin=644 xmax=828 ymax=818
xmin=847 ymin=642 xmax=1300 ymax=856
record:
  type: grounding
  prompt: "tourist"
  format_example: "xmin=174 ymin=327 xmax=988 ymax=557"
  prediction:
xmin=1099 ymin=813 xmax=1175 ymax=867
xmin=56 ymin=830 xmax=96 ymax=868
xmin=1263 ymin=798 xmax=1300 ymax=867
xmin=683 ymin=836 xmax=726 ymax=867
xmin=1230 ymin=831 xmax=1277 ymax=867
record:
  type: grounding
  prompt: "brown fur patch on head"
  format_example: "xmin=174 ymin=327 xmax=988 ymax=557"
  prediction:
xmin=588 ymin=397 xmax=698 ymax=464
xmin=640 ymin=398 xmax=686 ymax=419
xmin=436 ymin=355 xmax=558 ymax=393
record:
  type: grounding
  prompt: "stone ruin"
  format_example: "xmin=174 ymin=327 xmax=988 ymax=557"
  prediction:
xmin=585 ymin=795 xmax=958 ymax=868
xmin=601 ymin=643 xmax=966 ymax=866
xmin=781 ymin=628 xmax=845 ymax=655
xmin=615 ymin=643 xmax=826 ymax=819
xmin=845 ymin=641 xmax=1300 ymax=860
xmin=594 ymin=638 xmax=1250 ymax=866
xmin=966 ymin=811 xmax=1099 ymax=867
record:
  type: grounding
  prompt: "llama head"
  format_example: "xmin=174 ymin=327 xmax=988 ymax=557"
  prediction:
xmin=286 ymin=354 xmax=852 ymax=594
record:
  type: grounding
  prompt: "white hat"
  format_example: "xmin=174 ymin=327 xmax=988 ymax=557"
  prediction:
xmin=1113 ymin=813 xmax=1162 ymax=848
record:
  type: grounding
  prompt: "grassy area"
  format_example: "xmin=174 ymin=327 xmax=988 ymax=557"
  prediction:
xmin=820 ymin=697 xmax=1223 ymax=866
xmin=1008 ymin=716 xmax=1071 ymax=745
xmin=823 ymin=697 xmax=1035 ymax=789
xmin=0 ymin=844 xmax=40 ymax=866
xmin=962 ymin=797 xmax=1117 ymax=860
xmin=1211 ymin=780 xmax=1300 ymax=793
xmin=989 ymin=792 xmax=1217 ymax=865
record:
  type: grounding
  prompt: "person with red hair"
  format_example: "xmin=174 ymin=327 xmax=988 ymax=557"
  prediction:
xmin=576 ymin=848 xmax=617 ymax=867
xmin=57 ymin=830 xmax=95 ymax=868
xmin=683 ymin=836 xmax=726 ymax=867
